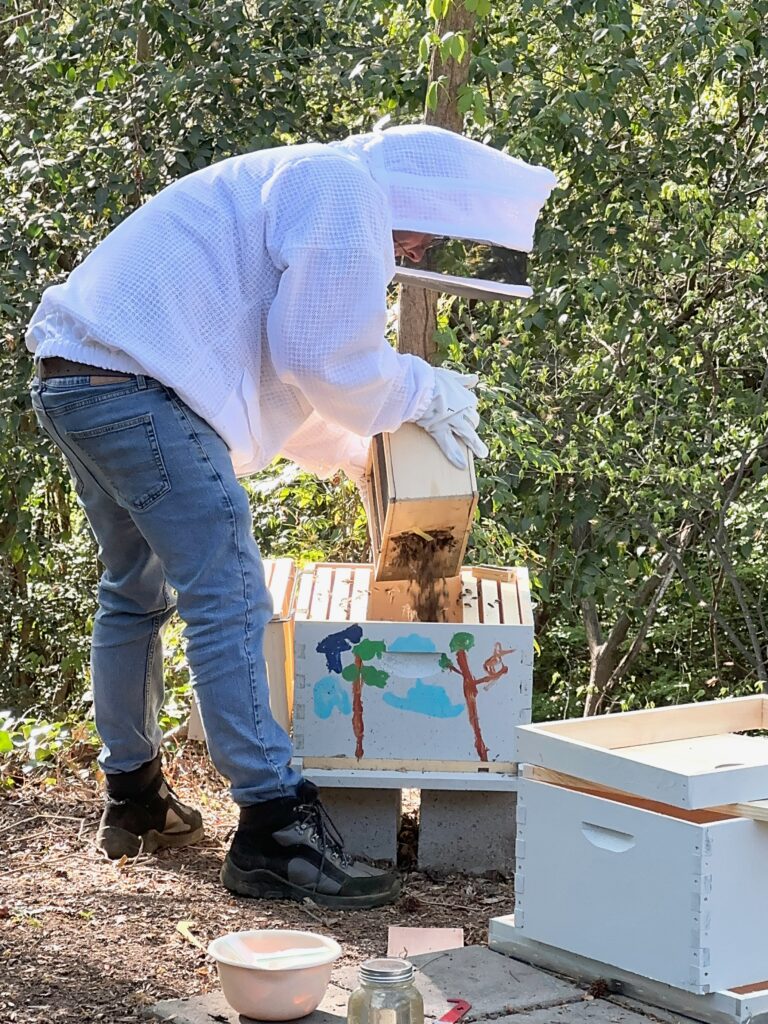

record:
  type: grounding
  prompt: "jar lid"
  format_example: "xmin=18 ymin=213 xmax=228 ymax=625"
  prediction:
xmin=360 ymin=958 xmax=415 ymax=984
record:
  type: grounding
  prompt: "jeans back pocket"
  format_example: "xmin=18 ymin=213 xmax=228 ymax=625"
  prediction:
xmin=68 ymin=414 xmax=171 ymax=512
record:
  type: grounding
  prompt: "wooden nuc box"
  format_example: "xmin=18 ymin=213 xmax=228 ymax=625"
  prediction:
xmin=365 ymin=424 xmax=478 ymax=583
xmin=188 ymin=557 xmax=296 ymax=740
xmin=493 ymin=696 xmax=768 ymax=995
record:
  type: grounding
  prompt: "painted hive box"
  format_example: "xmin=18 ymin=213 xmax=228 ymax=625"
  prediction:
xmin=188 ymin=557 xmax=296 ymax=739
xmin=292 ymin=563 xmax=533 ymax=770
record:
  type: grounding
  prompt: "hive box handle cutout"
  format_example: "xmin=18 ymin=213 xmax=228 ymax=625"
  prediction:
xmin=581 ymin=821 xmax=636 ymax=852
xmin=378 ymin=651 xmax=445 ymax=678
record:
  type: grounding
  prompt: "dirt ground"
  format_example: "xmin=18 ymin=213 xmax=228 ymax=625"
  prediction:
xmin=0 ymin=748 xmax=514 ymax=1024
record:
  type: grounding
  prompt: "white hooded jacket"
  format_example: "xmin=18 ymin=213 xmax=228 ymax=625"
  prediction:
xmin=26 ymin=126 xmax=555 ymax=477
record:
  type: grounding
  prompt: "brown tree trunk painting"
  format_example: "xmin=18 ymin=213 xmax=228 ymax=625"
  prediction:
xmin=351 ymin=656 xmax=364 ymax=759
xmin=457 ymin=648 xmax=489 ymax=760
xmin=443 ymin=640 xmax=514 ymax=761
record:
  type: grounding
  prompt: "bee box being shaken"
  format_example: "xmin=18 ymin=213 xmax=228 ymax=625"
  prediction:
xmin=291 ymin=562 xmax=533 ymax=773
xmin=188 ymin=557 xmax=296 ymax=740
xmin=365 ymin=423 xmax=478 ymax=583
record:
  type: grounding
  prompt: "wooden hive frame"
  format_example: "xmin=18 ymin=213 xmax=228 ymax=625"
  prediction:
xmin=292 ymin=562 xmax=532 ymax=628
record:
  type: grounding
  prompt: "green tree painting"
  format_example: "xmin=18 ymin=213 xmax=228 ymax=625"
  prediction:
xmin=440 ymin=634 xmax=515 ymax=761
xmin=341 ymin=639 xmax=389 ymax=759
xmin=317 ymin=627 xmax=390 ymax=759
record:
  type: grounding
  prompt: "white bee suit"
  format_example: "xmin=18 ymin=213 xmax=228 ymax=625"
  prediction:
xmin=26 ymin=126 xmax=555 ymax=478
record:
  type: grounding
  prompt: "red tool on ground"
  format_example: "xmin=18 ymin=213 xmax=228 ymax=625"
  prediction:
xmin=438 ymin=999 xmax=472 ymax=1024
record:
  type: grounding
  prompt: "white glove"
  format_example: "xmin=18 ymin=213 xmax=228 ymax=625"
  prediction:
xmin=415 ymin=368 xmax=489 ymax=469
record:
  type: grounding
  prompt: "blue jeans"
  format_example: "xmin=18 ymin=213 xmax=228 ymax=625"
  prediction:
xmin=30 ymin=372 xmax=301 ymax=805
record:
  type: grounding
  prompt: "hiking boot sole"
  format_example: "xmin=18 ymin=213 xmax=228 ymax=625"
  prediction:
xmin=97 ymin=824 xmax=205 ymax=859
xmin=220 ymin=858 xmax=401 ymax=910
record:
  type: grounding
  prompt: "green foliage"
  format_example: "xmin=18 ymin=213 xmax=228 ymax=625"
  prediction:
xmin=246 ymin=466 xmax=369 ymax=565
xmin=0 ymin=0 xmax=424 ymax=719
xmin=0 ymin=708 xmax=99 ymax=784
xmin=450 ymin=631 xmax=476 ymax=653
xmin=459 ymin=0 xmax=768 ymax=710
xmin=352 ymin=638 xmax=387 ymax=661
xmin=360 ymin=664 xmax=389 ymax=688
xmin=4 ymin=0 xmax=768 ymax=757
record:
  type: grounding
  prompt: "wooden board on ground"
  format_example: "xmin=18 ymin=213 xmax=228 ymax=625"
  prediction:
xmin=489 ymin=917 xmax=768 ymax=1024
xmin=387 ymin=927 xmax=464 ymax=958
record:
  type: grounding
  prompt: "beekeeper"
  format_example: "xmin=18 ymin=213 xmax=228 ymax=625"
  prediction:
xmin=26 ymin=124 xmax=555 ymax=909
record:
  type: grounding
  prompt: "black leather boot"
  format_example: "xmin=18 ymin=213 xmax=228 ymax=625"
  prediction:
xmin=221 ymin=781 xmax=400 ymax=909
xmin=96 ymin=754 xmax=204 ymax=858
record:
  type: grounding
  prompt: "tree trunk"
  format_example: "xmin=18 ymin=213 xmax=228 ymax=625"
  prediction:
xmin=136 ymin=24 xmax=151 ymax=62
xmin=456 ymin=648 xmax=488 ymax=760
xmin=352 ymin=657 xmax=364 ymax=759
xmin=581 ymin=522 xmax=696 ymax=716
xmin=397 ymin=1 xmax=475 ymax=362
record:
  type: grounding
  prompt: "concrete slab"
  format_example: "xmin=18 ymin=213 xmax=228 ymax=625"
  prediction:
xmin=607 ymin=996 xmax=701 ymax=1023
xmin=478 ymin=1002 xmax=673 ymax=1023
xmin=333 ymin=945 xmax=585 ymax=1017
xmin=318 ymin=787 xmax=401 ymax=863
xmin=148 ymin=947 xmax=684 ymax=1024
xmin=147 ymin=984 xmax=348 ymax=1024
xmin=418 ymin=791 xmax=516 ymax=875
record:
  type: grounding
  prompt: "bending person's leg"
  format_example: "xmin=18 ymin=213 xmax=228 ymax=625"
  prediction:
xmin=31 ymin=374 xmax=203 ymax=856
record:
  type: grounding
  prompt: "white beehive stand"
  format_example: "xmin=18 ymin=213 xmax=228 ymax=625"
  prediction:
xmin=290 ymin=562 xmax=533 ymax=784
xmin=188 ymin=557 xmax=296 ymax=739
xmin=494 ymin=696 xmax=768 ymax=995
xmin=365 ymin=423 xmax=477 ymax=583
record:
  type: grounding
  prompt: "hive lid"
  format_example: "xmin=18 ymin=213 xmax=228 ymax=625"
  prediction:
xmin=517 ymin=695 xmax=768 ymax=809
xmin=394 ymin=266 xmax=533 ymax=302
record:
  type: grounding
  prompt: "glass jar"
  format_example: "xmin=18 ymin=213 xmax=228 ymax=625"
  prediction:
xmin=346 ymin=958 xmax=424 ymax=1024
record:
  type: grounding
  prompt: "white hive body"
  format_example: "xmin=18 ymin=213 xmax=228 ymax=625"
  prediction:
xmin=507 ymin=696 xmax=768 ymax=994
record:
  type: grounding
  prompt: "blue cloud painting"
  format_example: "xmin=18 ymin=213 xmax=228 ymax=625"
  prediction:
xmin=313 ymin=676 xmax=352 ymax=719
xmin=387 ymin=634 xmax=437 ymax=653
xmin=383 ymin=679 xmax=464 ymax=718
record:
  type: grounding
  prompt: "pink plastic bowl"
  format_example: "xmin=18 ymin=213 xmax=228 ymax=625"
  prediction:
xmin=207 ymin=929 xmax=342 ymax=1021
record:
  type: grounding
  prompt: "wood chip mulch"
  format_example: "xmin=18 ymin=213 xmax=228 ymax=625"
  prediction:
xmin=0 ymin=747 xmax=514 ymax=1024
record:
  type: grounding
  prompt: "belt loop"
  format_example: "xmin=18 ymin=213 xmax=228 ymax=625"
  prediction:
xmin=136 ymin=375 xmax=147 ymax=390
